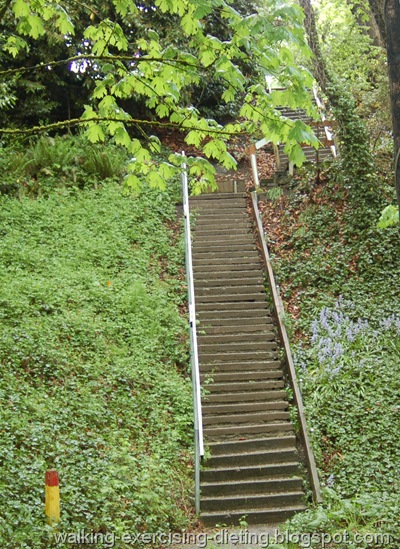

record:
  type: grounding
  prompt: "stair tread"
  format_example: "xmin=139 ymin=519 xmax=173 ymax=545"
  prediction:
xmin=201 ymin=491 xmax=304 ymax=502
xmin=204 ymin=422 xmax=293 ymax=433
xmin=204 ymin=390 xmax=287 ymax=401
xmin=200 ymin=504 xmax=306 ymax=516
xmin=201 ymin=475 xmax=301 ymax=485
xmin=201 ymin=355 xmax=280 ymax=364
xmin=201 ymin=505 xmax=306 ymax=512
xmin=201 ymin=371 xmax=283 ymax=380
xmin=198 ymin=325 xmax=274 ymax=333
xmin=205 ymin=446 xmax=297 ymax=458
xmin=201 ymin=463 xmax=301 ymax=477
xmin=201 ymin=360 xmax=281 ymax=367
xmin=203 ymin=411 xmax=291 ymax=425
xmin=203 ymin=399 xmax=287 ymax=411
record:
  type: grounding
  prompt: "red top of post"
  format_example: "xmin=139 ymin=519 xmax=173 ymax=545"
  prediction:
xmin=45 ymin=469 xmax=59 ymax=487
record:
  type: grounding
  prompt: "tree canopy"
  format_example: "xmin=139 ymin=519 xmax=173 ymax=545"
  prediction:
xmin=0 ymin=0 xmax=319 ymax=190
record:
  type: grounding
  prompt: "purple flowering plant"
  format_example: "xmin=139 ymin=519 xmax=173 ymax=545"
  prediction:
xmin=301 ymin=296 xmax=400 ymax=380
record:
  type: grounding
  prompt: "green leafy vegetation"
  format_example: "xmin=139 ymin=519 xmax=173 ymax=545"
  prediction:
xmin=0 ymin=135 xmax=129 ymax=198
xmin=1 ymin=0 xmax=400 ymax=545
xmin=0 ymin=153 xmax=193 ymax=547
xmin=377 ymin=204 xmax=399 ymax=228
xmin=261 ymin=162 xmax=399 ymax=546
xmin=0 ymin=0 xmax=320 ymax=191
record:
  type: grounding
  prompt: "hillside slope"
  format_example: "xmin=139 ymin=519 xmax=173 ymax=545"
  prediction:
xmin=0 ymin=181 xmax=193 ymax=547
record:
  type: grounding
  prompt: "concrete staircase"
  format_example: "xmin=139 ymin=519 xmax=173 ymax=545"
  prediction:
xmin=276 ymin=107 xmax=334 ymax=172
xmin=190 ymin=193 xmax=306 ymax=526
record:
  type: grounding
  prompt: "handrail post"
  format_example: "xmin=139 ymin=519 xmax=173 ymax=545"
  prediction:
xmin=248 ymin=144 xmax=260 ymax=189
xmin=181 ymin=152 xmax=204 ymax=516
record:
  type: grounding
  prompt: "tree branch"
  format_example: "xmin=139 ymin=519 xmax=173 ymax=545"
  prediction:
xmin=0 ymin=116 xmax=248 ymax=137
xmin=0 ymin=54 xmax=199 ymax=78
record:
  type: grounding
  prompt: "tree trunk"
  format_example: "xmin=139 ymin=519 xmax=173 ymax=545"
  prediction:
xmin=349 ymin=1 xmax=385 ymax=49
xmin=298 ymin=0 xmax=330 ymax=92
xmin=299 ymin=0 xmax=382 ymax=225
xmin=384 ymin=0 xmax=400 ymax=208
xmin=368 ymin=0 xmax=387 ymax=46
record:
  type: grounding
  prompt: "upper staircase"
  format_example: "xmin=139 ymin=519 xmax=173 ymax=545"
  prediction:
xmin=190 ymin=193 xmax=307 ymax=526
xmin=276 ymin=106 xmax=335 ymax=173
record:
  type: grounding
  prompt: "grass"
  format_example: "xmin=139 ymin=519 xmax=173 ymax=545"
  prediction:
xmin=0 ymin=162 xmax=194 ymax=548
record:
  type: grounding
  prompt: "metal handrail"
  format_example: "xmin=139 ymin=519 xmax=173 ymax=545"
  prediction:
xmin=181 ymin=152 xmax=204 ymax=516
xmin=313 ymin=85 xmax=337 ymax=158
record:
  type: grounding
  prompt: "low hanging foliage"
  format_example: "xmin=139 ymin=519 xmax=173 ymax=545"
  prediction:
xmin=0 ymin=0 xmax=320 ymax=191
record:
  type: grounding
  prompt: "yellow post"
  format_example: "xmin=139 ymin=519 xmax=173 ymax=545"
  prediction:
xmin=45 ymin=469 xmax=60 ymax=525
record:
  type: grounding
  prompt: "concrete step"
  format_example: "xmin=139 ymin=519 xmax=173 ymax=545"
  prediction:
xmin=279 ymin=112 xmax=309 ymax=120
xmin=192 ymin=228 xmax=254 ymax=241
xmin=193 ymin=248 xmax=258 ymax=258
xmin=200 ymin=505 xmax=306 ymax=527
xmin=191 ymin=205 xmax=246 ymax=213
xmin=201 ymin=370 xmax=283 ymax=383
xmin=199 ymin=341 xmax=277 ymax=354
xmin=195 ymin=276 xmax=263 ymax=287
xmin=194 ymin=263 xmax=263 ymax=276
xmin=192 ymin=202 xmax=246 ymax=210
xmin=197 ymin=306 xmax=268 ymax=316
xmin=204 ymin=390 xmax=287 ymax=403
xmin=193 ymin=242 xmax=255 ymax=253
xmin=192 ymin=234 xmax=255 ymax=246
xmin=198 ymin=319 xmax=273 ymax=329
xmin=199 ymin=324 xmax=274 ymax=334
xmin=207 ymin=435 xmax=296 ymax=455
xmin=196 ymin=293 xmax=266 ymax=304
xmin=198 ymin=332 xmax=275 ymax=344
xmin=192 ymin=217 xmax=248 ymax=226
xmin=193 ymin=228 xmax=253 ymax=238
xmin=193 ymin=218 xmax=251 ymax=230
xmin=201 ymin=461 xmax=300 ymax=483
xmin=197 ymin=304 xmax=270 ymax=315
xmin=194 ymin=263 xmax=261 ymax=273
xmin=193 ymin=195 xmax=246 ymax=204
xmin=196 ymin=286 xmax=265 ymax=297
xmin=203 ymin=400 xmax=287 ymax=415
xmin=200 ymin=476 xmax=303 ymax=497
xmin=193 ymin=257 xmax=259 ymax=267
xmin=201 ymin=491 xmax=305 ymax=513
xmin=205 ymin=379 xmax=284 ymax=392
xmin=200 ymin=360 xmax=282 ymax=373
xmin=193 ymin=243 xmax=256 ymax=253
xmin=203 ymin=410 xmax=291 ymax=426
xmin=205 ymin=447 xmax=296 ymax=468
xmin=189 ymin=193 xmax=246 ymax=201
xmin=194 ymin=278 xmax=262 ymax=286
xmin=203 ymin=421 xmax=293 ymax=438
xmin=194 ymin=213 xmax=249 ymax=224
xmin=193 ymin=237 xmax=253 ymax=246
xmin=194 ymin=250 xmax=259 ymax=260
xmin=192 ymin=204 xmax=246 ymax=211
xmin=200 ymin=350 xmax=279 ymax=363
xmin=197 ymin=310 xmax=272 ymax=322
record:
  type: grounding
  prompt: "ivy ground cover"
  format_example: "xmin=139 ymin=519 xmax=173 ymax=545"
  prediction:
xmin=0 ymin=181 xmax=193 ymax=547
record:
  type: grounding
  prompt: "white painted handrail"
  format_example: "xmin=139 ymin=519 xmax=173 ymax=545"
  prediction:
xmin=313 ymin=85 xmax=337 ymax=158
xmin=181 ymin=152 xmax=204 ymax=515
